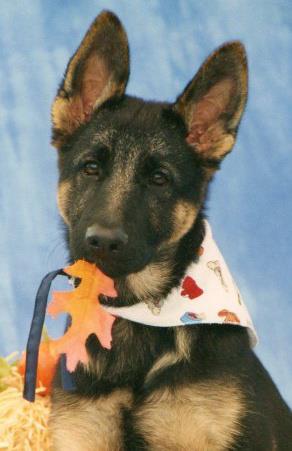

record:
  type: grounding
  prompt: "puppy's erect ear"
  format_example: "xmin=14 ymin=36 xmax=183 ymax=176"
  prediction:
xmin=174 ymin=42 xmax=247 ymax=167
xmin=52 ymin=11 xmax=129 ymax=148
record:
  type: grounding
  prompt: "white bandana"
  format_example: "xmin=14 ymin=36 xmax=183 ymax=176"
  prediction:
xmin=105 ymin=221 xmax=258 ymax=347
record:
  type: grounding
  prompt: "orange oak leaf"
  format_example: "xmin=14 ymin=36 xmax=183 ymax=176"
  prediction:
xmin=47 ymin=260 xmax=117 ymax=372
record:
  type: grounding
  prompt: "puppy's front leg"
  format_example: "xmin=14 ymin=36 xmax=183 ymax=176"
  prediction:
xmin=49 ymin=388 xmax=132 ymax=451
xmin=132 ymin=381 xmax=245 ymax=451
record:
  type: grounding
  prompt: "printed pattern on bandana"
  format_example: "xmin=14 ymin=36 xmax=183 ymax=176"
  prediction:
xmin=104 ymin=221 xmax=258 ymax=347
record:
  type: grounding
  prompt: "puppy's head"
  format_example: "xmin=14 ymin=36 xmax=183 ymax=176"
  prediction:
xmin=51 ymin=11 xmax=247 ymax=300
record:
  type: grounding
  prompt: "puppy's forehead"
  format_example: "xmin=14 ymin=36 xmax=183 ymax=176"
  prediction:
xmin=70 ymin=98 xmax=184 ymax=162
xmin=86 ymin=125 xmax=171 ymax=157
xmin=92 ymin=127 xmax=115 ymax=146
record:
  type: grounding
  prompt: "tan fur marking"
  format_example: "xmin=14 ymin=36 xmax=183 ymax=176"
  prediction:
xmin=57 ymin=180 xmax=71 ymax=224
xmin=49 ymin=388 xmax=132 ymax=451
xmin=52 ymin=95 xmax=84 ymax=139
xmin=168 ymin=201 xmax=197 ymax=244
xmin=145 ymin=352 xmax=180 ymax=383
xmin=52 ymin=78 xmax=118 ymax=140
xmin=146 ymin=328 xmax=191 ymax=383
xmin=134 ymin=382 xmax=244 ymax=450
xmin=272 ymin=436 xmax=278 ymax=451
xmin=126 ymin=261 xmax=173 ymax=301
xmin=175 ymin=327 xmax=191 ymax=360
xmin=198 ymin=126 xmax=234 ymax=159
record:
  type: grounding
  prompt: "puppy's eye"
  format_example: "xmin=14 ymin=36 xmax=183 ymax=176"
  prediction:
xmin=82 ymin=161 xmax=101 ymax=177
xmin=150 ymin=169 xmax=170 ymax=186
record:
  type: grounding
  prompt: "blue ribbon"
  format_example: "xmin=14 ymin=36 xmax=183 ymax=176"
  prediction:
xmin=23 ymin=269 xmax=76 ymax=402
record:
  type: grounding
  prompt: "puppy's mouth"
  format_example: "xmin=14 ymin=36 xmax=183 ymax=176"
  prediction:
xmin=70 ymin=240 xmax=154 ymax=279
xmin=69 ymin=225 xmax=157 ymax=280
xmin=69 ymin=235 xmax=157 ymax=304
xmin=83 ymin=252 xmax=152 ymax=279
xmin=71 ymin=265 xmax=142 ymax=308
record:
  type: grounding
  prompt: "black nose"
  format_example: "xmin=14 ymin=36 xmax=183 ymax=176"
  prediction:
xmin=85 ymin=224 xmax=128 ymax=255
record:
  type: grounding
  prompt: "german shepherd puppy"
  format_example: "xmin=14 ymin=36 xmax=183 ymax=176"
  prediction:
xmin=49 ymin=10 xmax=292 ymax=450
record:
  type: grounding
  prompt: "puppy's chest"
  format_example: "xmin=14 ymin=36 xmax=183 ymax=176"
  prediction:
xmin=72 ymin=352 xmax=244 ymax=451
xmin=54 ymin=324 xmax=245 ymax=450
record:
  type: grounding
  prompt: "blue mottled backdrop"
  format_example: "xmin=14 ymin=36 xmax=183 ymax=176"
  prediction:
xmin=0 ymin=0 xmax=291 ymax=406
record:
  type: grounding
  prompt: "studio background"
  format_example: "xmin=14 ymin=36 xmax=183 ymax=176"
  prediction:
xmin=0 ymin=0 xmax=291 ymax=406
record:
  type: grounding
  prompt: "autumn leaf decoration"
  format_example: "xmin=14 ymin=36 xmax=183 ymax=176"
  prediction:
xmin=47 ymin=260 xmax=117 ymax=372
